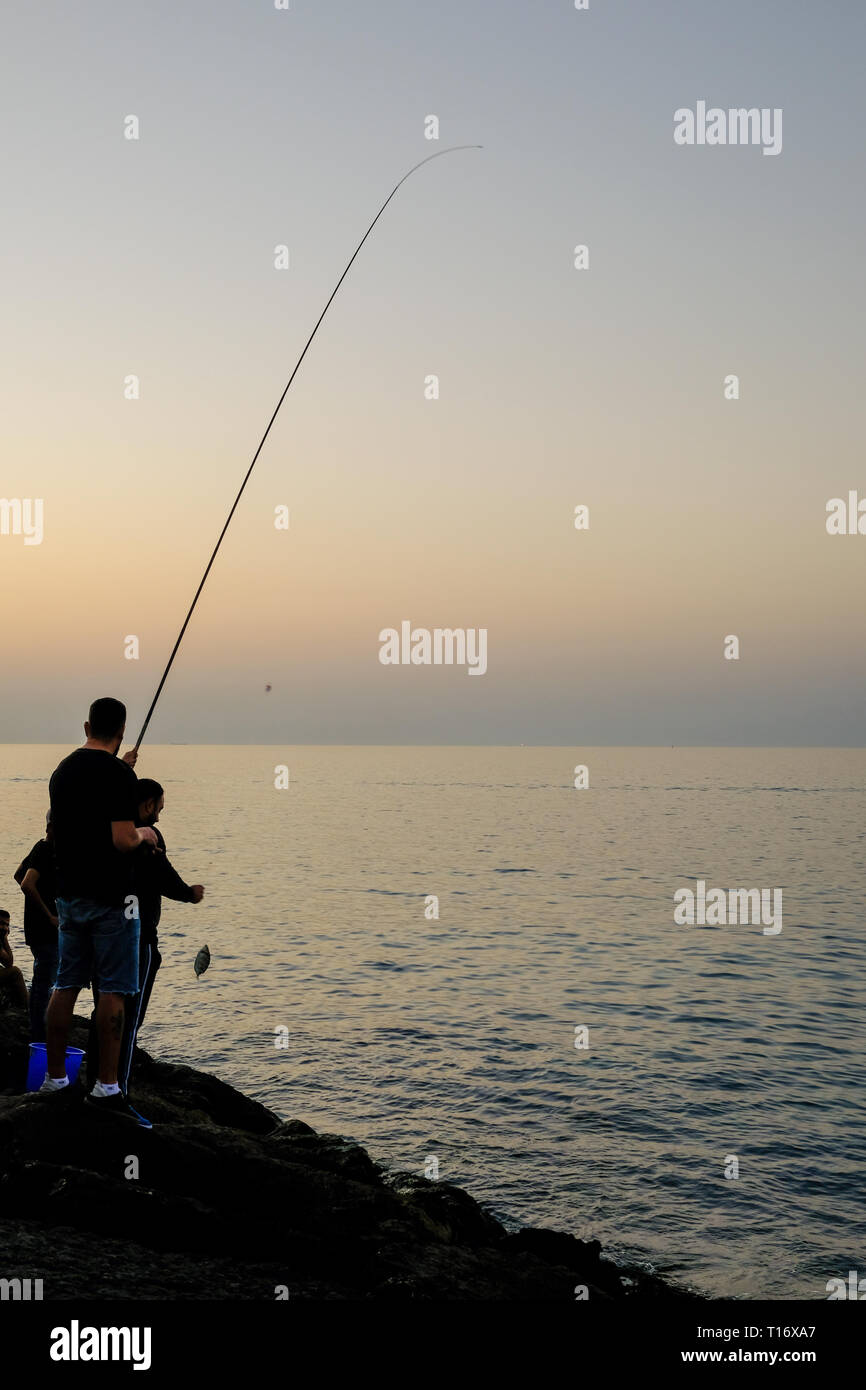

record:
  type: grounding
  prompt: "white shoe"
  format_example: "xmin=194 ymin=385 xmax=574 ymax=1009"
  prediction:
xmin=38 ymin=1075 xmax=69 ymax=1093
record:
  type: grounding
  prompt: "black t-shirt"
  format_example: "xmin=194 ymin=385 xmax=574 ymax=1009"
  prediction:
xmin=21 ymin=837 xmax=58 ymax=947
xmin=49 ymin=749 xmax=139 ymax=907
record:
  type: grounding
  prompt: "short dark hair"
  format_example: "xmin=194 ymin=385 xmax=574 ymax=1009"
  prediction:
xmin=0 ymin=909 xmax=9 ymax=922
xmin=88 ymin=697 xmax=127 ymax=739
xmin=137 ymin=779 xmax=164 ymax=805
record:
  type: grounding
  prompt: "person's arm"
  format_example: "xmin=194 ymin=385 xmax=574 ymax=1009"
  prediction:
xmin=112 ymin=821 xmax=158 ymax=853
xmin=110 ymin=761 xmax=156 ymax=852
xmin=20 ymin=867 xmax=59 ymax=928
xmin=156 ymin=852 xmax=203 ymax=903
xmin=13 ymin=859 xmax=27 ymax=886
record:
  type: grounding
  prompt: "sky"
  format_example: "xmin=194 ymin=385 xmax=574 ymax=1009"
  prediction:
xmin=1 ymin=0 xmax=864 ymax=745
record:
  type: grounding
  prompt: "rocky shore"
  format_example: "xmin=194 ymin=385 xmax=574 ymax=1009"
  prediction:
xmin=0 ymin=1011 xmax=701 ymax=1300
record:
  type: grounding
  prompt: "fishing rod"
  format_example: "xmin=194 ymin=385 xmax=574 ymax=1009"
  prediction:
xmin=133 ymin=143 xmax=482 ymax=752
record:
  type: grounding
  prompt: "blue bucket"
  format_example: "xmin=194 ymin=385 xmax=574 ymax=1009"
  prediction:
xmin=26 ymin=1042 xmax=85 ymax=1093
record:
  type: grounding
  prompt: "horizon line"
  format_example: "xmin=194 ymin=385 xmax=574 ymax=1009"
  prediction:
xmin=2 ymin=742 xmax=865 ymax=751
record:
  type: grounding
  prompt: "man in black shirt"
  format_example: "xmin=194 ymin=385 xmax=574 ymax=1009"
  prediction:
xmin=86 ymin=776 xmax=204 ymax=1126
xmin=13 ymin=811 xmax=59 ymax=1041
xmin=44 ymin=697 xmax=158 ymax=1122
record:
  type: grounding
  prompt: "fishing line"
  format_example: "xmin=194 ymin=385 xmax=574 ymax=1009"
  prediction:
xmin=134 ymin=143 xmax=482 ymax=751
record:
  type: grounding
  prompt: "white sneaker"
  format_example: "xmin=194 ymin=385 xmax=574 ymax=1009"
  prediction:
xmin=38 ymin=1075 xmax=69 ymax=1093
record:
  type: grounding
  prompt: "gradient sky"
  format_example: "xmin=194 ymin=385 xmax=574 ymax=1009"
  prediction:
xmin=1 ymin=1 xmax=864 ymax=744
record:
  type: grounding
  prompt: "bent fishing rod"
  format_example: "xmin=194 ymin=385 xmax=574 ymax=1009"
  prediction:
xmin=133 ymin=143 xmax=482 ymax=752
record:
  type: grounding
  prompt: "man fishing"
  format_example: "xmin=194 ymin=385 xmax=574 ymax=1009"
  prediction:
xmin=42 ymin=697 xmax=157 ymax=1122
xmin=86 ymin=777 xmax=204 ymax=1127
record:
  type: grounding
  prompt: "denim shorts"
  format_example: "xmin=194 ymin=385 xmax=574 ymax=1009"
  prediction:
xmin=55 ymin=897 xmax=140 ymax=995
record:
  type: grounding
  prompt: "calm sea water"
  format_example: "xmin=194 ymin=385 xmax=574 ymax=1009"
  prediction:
xmin=2 ymin=745 xmax=864 ymax=1299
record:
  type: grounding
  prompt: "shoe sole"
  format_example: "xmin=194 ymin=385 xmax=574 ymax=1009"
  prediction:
xmin=83 ymin=1099 xmax=140 ymax=1123
xmin=30 ymin=1084 xmax=83 ymax=1102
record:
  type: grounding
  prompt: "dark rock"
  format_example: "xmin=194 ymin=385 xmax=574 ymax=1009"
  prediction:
xmin=502 ymin=1226 xmax=602 ymax=1267
xmin=381 ymin=1170 xmax=505 ymax=1244
xmin=0 ymin=1010 xmax=702 ymax=1301
xmin=262 ymin=1123 xmax=382 ymax=1185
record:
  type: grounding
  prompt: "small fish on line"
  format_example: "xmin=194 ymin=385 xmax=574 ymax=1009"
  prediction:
xmin=194 ymin=944 xmax=211 ymax=978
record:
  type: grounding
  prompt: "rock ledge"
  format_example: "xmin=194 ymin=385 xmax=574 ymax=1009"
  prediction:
xmin=0 ymin=1012 xmax=701 ymax=1301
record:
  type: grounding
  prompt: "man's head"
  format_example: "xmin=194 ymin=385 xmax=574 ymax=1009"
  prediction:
xmin=0 ymin=910 xmax=9 ymax=939
xmin=84 ymin=697 xmax=127 ymax=753
xmin=137 ymin=778 xmax=165 ymax=827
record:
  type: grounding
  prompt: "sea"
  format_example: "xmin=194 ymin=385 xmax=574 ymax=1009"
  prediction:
xmin=2 ymin=744 xmax=864 ymax=1300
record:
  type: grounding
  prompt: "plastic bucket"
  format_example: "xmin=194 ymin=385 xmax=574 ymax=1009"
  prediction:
xmin=26 ymin=1042 xmax=86 ymax=1093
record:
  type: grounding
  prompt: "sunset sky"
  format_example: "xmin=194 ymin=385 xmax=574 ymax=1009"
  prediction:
xmin=1 ymin=1 xmax=864 ymax=744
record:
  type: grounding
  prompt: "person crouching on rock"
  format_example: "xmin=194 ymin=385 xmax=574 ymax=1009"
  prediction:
xmin=0 ymin=909 xmax=29 ymax=1012
xmin=87 ymin=776 xmax=204 ymax=1128
xmin=43 ymin=697 xmax=157 ymax=1123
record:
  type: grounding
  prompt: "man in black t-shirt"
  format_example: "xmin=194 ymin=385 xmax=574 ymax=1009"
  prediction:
xmin=44 ymin=697 xmax=158 ymax=1123
xmin=13 ymin=811 xmax=59 ymax=1041
xmin=86 ymin=777 xmax=205 ymax=1126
